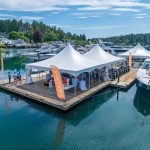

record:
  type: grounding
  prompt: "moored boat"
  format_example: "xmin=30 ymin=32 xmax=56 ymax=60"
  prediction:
xmin=136 ymin=59 xmax=150 ymax=90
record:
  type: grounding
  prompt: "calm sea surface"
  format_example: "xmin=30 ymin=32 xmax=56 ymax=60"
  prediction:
xmin=0 ymin=49 xmax=150 ymax=150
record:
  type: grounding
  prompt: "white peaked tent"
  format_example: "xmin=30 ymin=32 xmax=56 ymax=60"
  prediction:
xmin=26 ymin=43 xmax=106 ymax=77
xmin=119 ymin=43 xmax=150 ymax=58
xmin=84 ymin=44 xmax=124 ymax=64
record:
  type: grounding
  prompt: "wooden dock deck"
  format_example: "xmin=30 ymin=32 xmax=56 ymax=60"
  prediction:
xmin=110 ymin=69 xmax=137 ymax=89
xmin=0 ymin=70 xmax=137 ymax=110
xmin=0 ymin=78 xmax=111 ymax=111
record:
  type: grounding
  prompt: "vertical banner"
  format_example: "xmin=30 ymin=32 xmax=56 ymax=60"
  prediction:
xmin=128 ymin=52 xmax=132 ymax=68
xmin=1 ymin=55 xmax=4 ymax=80
xmin=51 ymin=65 xmax=65 ymax=100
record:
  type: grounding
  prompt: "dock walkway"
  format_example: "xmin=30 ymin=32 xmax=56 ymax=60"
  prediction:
xmin=110 ymin=69 xmax=137 ymax=89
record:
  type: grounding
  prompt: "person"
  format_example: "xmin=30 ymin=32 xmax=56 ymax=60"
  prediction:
xmin=45 ymin=72 xmax=51 ymax=81
xmin=67 ymin=78 xmax=70 ymax=86
xmin=13 ymin=70 xmax=17 ymax=83
xmin=51 ymin=75 xmax=55 ymax=86
xmin=8 ymin=72 xmax=11 ymax=84
xmin=79 ymin=79 xmax=87 ymax=91
xmin=17 ymin=72 xmax=22 ymax=83
xmin=49 ymin=80 xmax=54 ymax=95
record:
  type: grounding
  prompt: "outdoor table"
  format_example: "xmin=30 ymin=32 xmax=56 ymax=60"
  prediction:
xmin=63 ymin=85 xmax=74 ymax=90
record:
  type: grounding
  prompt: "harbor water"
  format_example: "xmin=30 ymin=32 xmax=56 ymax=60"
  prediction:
xmin=0 ymin=49 xmax=150 ymax=150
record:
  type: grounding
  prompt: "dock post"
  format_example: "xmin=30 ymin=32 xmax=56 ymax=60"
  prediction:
xmin=117 ymin=75 xmax=120 ymax=83
xmin=1 ymin=55 xmax=5 ymax=84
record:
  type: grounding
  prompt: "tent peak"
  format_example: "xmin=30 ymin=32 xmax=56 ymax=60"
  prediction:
xmin=136 ymin=43 xmax=143 ymax=47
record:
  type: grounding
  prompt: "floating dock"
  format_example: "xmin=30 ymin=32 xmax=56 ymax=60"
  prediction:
xmin=110 ymin=69 xmax=137 ymax=89
xmin=0 ymin=70 xmax=137 ymax=111
xmin=0 ymin=78 xmax=111 ymax=111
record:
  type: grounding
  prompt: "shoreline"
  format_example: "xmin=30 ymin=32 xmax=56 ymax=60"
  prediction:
xmin=0 ymin=44 xmax=40 ymax=49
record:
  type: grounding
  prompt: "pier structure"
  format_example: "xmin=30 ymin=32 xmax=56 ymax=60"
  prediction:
xmin=0 ymin=70 xmax=137 ymax=111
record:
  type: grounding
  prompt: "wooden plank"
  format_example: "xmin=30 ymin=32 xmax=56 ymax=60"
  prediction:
xmin=110 ymin=70 xmax=137 ymax=89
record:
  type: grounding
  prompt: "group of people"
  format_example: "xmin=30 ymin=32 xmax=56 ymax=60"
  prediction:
xmin=8 ymin=70 xmax=22 ymax=84
xmin=44 ymin=67 xmax=113 ymax=95
xmin=62 ymin=77 xmax=70 ymax=87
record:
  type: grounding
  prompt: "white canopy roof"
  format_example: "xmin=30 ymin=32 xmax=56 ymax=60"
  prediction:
xmin=119 ymin=43 xmax=150 ymax=58
xmin=26 ymin=43 xmax=106 ymax=77
xmin=84 ymin=44 xmax=124 ymax=64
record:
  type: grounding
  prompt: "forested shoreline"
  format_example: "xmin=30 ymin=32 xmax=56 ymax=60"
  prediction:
xmin=0 ymin=19 xmax=87 ymax=45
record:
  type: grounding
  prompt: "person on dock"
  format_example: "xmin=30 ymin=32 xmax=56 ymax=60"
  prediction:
xmin=8 ymin=72 xmax=11 ymax=84
xmin=17 ymin=72 xmax=22 ymax=84
xmin=13 ymin=70 xmax=17 ymax=84
xmin=49 ymin=80 xmax=54 ymax=95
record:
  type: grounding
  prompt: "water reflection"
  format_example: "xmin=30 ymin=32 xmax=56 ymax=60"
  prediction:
xmin=133 ymin=87 xmax=150 ymax=127
xmin=0 ymin=48 xmax=34 ymax=79
xmin=57 ymin=88 xmax=117 ymax=126
xmin=0 ymin=87 xmax=117 ymax=148
xmin=53 ymin=120 xmax=65 ymax=149
xmin=52 ymin=88 xmax=117 ymax=148
xmin=1 ymin=85 xmax=146 ymax=149
xmin=134 ymin=88 xmax=150 ymax=116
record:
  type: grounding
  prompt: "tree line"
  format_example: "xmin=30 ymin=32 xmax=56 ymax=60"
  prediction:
xmin=0 ymin=19 xmax=87 ymax=44
xmin=101 ymin=33 xmax=150 ymax=46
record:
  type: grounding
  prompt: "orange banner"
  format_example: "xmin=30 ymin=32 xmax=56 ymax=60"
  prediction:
xmin=51 ymin=65 xmax=65 ymax=100
xmin=128 ymin=52 xmax=132 ymax=68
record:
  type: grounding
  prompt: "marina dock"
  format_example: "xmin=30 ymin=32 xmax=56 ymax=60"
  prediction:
xmin=0 ymin=70 xmax=137 ymax=111
xmin=110 ymin=69 xmax=137 ymax=89
xmin=0 ymin=69 xmax=138 ymax=110
xmin=0 ymin=77 xmax=111 ymax=111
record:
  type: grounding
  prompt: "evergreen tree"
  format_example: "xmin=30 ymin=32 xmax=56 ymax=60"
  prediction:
xmin=33 ymin=29 xmax=43 ymax=43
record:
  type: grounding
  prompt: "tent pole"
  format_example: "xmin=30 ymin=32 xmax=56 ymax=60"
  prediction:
xmin=89 ymin=72 xmax=90 ymax=89
xmin=74 ymin=83 xmax=77 ymax=96
xmin=91 ymin=72 xmax=93 ymax=87
xmin=99 ymin=69 xmax=101 ymax=84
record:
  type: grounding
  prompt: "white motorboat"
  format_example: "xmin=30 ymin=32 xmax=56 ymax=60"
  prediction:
xmin=136 ymin=59 xmax=150 ymax=90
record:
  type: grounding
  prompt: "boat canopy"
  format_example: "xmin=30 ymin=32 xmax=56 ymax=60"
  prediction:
xmin=26 ymin=43 xmax=106 ymax=77
xmin=119 ymin=43 xmax=150 ymax=58
xmin=84 ymin=44 xmax=124 ymax=64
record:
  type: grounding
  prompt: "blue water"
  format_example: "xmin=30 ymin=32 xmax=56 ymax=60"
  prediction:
xmin=0 ymin=84 xmax=150 ymax=150
xmin=0 ymin=49 xmax=150 ymax=150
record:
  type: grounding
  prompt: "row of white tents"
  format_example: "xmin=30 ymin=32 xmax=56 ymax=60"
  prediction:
xmin=26 ymin=43 xmax=150 ymax=77
xmin=26 ymin=43 xmax=124 ymax=77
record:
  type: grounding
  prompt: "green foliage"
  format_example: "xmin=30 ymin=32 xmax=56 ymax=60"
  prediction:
xmin=44 ymin=31 xmax=57 ymax=41
xmin=0 ymin=43 xmax=6 ymax=48
xmin=75 ymin=40 xmax=89 ymax=45
xmin=9 ymin=31 xmax=20 ymax=40
xmin=9 ymin=31 xmax=27 ymax=41
xmin=102 ymin=33 xmax=150 ymax=46
xmin=0 ymin=19 xmax=87 ymax=44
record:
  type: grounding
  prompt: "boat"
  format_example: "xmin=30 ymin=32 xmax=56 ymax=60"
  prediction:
xmin=98 ymin=39 xmax=131 ymax=55
xmin=136 ymin=59 xmax=150 ymax=90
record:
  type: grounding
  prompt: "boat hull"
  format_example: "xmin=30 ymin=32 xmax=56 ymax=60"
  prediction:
xmin=136 ymin=78 xmax=150 ymax=91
